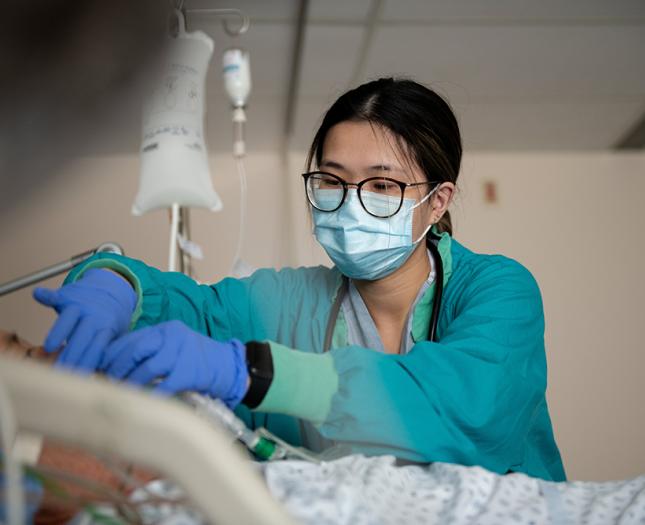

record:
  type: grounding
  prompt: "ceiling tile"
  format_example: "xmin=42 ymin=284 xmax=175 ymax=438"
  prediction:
xmin=360 ymin=25 xmax=645 ymax=100
xmin=456 ymin=100 xmax=645 ymax=150
xmin=90 ymin=1 xmax=645 ymax=154
xmin=290 ymin=99 xmax=332 ymax=152
xmin=298 ymin=25 xmax=366 ymax=97
xmin=185 ymin=0 xmax=298 ymax=23
xmin=380 ymin=0 xmax=645 ymax=22
xmin=289 ymin=97 xmax=645 ymax=152
xmin=308 ymin=0 xmax=373 ymax=23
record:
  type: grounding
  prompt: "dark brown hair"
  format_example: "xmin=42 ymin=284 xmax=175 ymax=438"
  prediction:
xmin=306 ymin=77 xmax=462 ymax=235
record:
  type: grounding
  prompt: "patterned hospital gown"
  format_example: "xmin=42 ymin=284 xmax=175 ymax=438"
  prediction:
xmin=262 ymin=455 xmax=645 ymax=525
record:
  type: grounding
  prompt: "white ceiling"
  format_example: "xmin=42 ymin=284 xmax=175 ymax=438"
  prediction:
xmin=116 ymin=0 xmax=645 ymax=153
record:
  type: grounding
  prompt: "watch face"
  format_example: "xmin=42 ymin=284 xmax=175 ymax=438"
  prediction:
xmin=250 ymin=365 xmax=273 ymax=380
xmin=246 ymin=341 xmax=274 ymax=377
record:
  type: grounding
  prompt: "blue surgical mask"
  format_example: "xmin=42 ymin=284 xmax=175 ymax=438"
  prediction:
xmin=313 ymin=187 xmax=437 ymax=281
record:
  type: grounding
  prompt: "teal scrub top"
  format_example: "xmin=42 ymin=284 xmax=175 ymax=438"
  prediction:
xmin=67 ymin=234 xmax=566 ymax=481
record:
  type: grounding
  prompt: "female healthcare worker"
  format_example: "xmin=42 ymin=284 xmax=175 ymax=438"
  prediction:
xmin=34 ymin=78 xmax=566 ymax=481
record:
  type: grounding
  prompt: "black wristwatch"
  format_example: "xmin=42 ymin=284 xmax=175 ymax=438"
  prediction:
xmin=241 ymin=341 xmax=274 ymax=408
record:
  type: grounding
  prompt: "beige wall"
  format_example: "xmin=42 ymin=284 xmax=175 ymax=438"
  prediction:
xmin=454 ymin=153 xmax=645 ymax=482
xmin=1 ymin=150 xmax=643 ymax=481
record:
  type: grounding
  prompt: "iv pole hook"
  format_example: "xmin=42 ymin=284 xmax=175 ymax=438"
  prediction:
xmin=184 ymin=8 xmax=250 ymax=36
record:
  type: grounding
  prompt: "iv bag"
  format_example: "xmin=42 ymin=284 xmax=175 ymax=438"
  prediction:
xmin=133 ymin=22 xmax=222 ymax=215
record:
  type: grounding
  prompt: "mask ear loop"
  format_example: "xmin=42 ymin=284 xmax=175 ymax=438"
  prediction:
xmin=411 ymin=184 xmax=441 ymax=244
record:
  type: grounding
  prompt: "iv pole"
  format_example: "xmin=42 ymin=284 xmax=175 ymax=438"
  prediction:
xmin=0 ymin=242 xmax=124 ymax=297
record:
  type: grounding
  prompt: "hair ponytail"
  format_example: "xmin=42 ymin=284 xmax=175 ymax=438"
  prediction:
xmin=435 ymin=210 xmax=453 ymax=236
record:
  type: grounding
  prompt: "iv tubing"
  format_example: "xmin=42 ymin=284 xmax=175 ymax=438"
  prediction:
xmin=232 ymin=108 xmax=248 ymax=273
xmin=233 ymin=157 xmax=248 ymax=270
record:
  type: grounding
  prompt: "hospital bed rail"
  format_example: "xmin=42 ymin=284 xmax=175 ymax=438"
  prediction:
xmin=0 ymin=355 xmax=297 ymax=525
xmin=0 ymin=242 xmax=124 ymax=297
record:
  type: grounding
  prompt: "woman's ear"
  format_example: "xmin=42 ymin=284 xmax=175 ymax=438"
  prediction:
xmin=430 ymin=183 xmax=455 ymax=224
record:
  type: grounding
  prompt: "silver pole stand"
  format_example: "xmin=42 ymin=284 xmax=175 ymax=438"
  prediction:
xmin=0 ymin=242 xmax=124 ymax=297
xmin=168 ymin=205 xmax=194 ymax=277
xmin=178 ymin=207 xmax=193 ymax=277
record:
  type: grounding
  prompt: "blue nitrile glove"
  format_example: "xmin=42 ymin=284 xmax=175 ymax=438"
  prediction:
xmin=99 ymin=320 xmax=249 ymax=409
xmin=33 ymin=268 xmax=136 ymax=372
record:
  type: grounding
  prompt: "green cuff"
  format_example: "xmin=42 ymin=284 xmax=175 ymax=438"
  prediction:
xmin=67 ymin=258 xmax=144 ymax=329
xmin=255 ymin=342 xmax=339 ymax=426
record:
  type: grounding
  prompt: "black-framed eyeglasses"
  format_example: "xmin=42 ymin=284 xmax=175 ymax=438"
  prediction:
xmin=302 ymin=171 xmax=438 ymax=218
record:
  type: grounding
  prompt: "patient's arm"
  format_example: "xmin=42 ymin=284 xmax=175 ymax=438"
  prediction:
xmin=0 ymin=329 xmax=158 ymax=525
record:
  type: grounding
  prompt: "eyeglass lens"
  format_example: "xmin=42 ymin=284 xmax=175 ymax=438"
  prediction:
xmin=306 ymin=173 xmax=403 ymax=218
